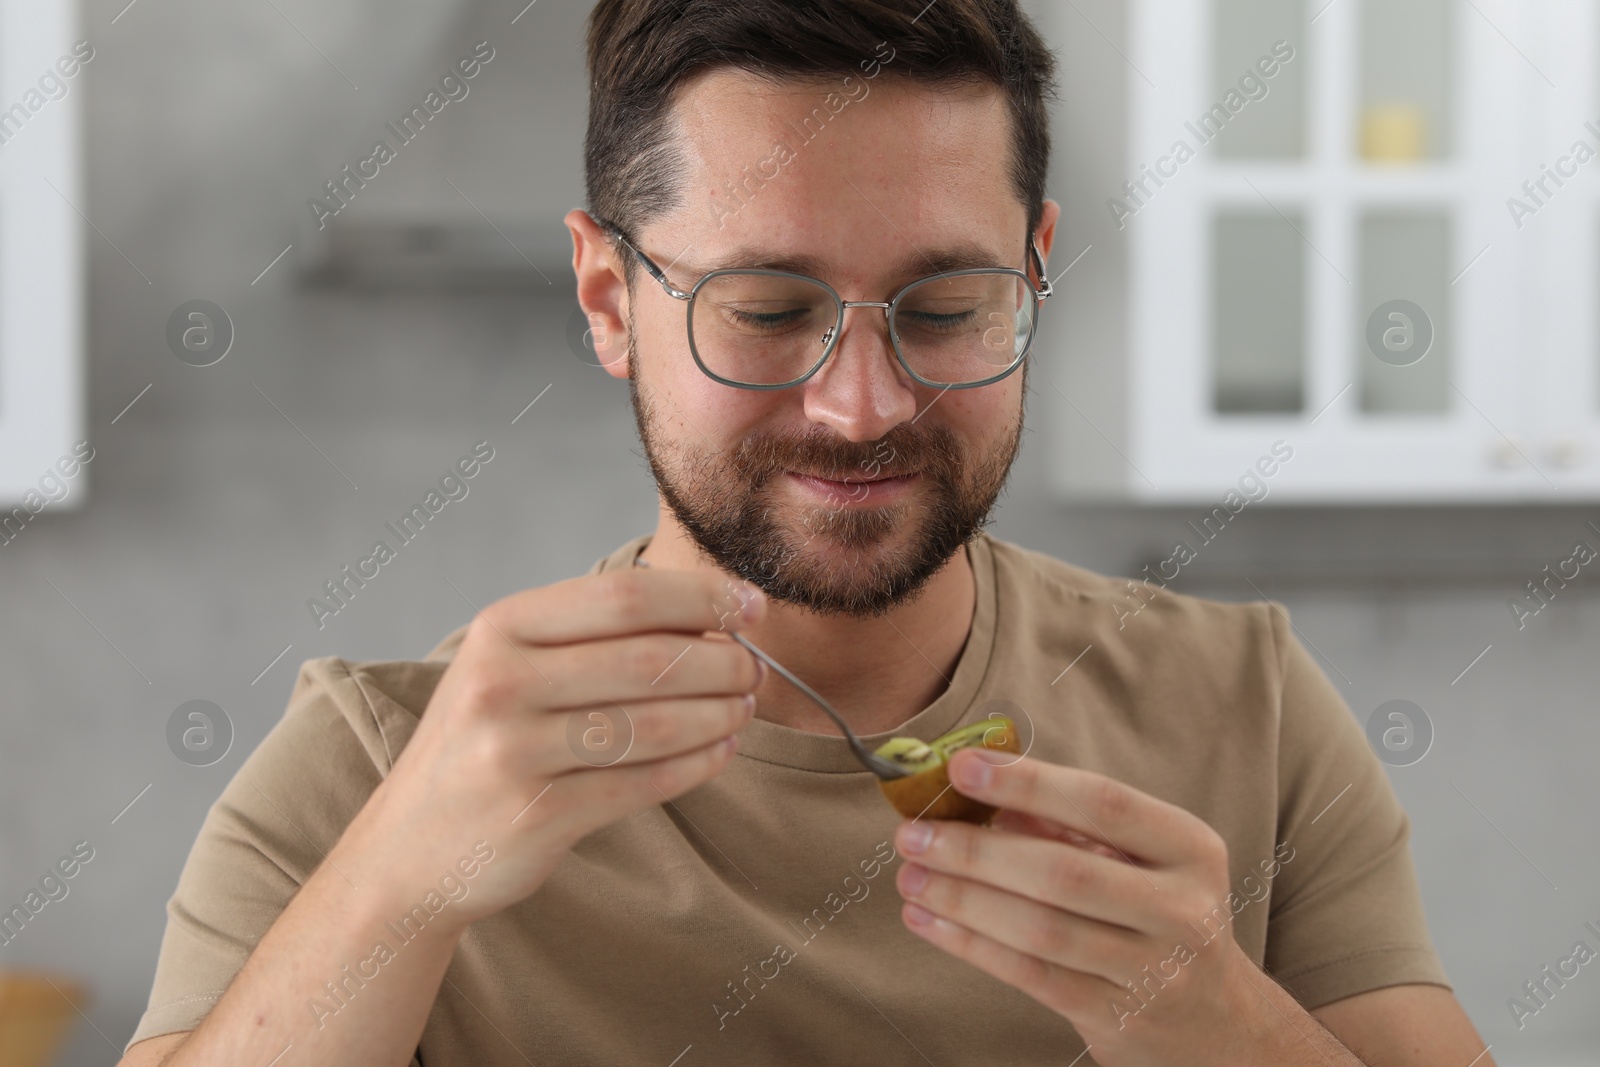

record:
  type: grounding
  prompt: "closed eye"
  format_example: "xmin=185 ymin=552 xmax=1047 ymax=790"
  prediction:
xmin=728 ymin=308 xmax=810 ymax=329
xmin=901 ymin=309 xmax=979 ymax=330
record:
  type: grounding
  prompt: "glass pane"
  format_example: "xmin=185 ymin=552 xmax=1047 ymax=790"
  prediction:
xmin=1359 ymin=0 xmax=1451 ymax=162
xmin=1212 ymin=212 xmax=1305 ymax=413
xmin=1212 ymin=0 xmax=1307 ymax=159
xmin=894 ymin=272 xmax=1032 ymax=384
xmin=1358 ymin=212 xmax=1450 ymax=414
xmin=690 ymin=272 xmax=837 ymax=386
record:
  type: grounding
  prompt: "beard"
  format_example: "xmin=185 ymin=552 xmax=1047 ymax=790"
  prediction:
xmin=627 ymin=337 xmax=1026 ymax=619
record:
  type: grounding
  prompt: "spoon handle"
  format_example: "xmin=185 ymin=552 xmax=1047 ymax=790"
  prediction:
xmin=632 ymin=554 xmax=908 ymax=779
xmin=728 ymin=631 xmax=910 ymax=780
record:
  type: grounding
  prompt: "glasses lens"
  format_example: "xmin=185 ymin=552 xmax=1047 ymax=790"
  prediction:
xmin=689 ymin=272 xmax=839 ymax=386
xmin=892 ymin=271 xmax=1034 ymax=386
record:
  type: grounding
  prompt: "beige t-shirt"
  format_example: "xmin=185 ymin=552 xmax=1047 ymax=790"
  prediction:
xmin=128 ymin=531 xmax=1449 ymax=1064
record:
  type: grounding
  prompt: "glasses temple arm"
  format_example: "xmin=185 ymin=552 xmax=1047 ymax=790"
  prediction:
xmin=597 ymin=219 xmax=692 ymax=300
xmin=1029 ymin=240 xmax=1054 ymax=301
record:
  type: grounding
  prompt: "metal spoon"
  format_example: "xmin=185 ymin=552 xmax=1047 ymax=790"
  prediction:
xmin=632 ymin=553 xmax=911 ymax=779
xmin=727 ymin=631 xmax=912 ymax=781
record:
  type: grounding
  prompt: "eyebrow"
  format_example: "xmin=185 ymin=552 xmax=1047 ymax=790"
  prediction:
xmin=669 ymin=242 xmax=1014 ymax=286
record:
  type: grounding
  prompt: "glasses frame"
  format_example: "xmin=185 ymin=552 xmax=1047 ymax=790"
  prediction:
xmin=595 ymin=218 xmax=1053 ymax=391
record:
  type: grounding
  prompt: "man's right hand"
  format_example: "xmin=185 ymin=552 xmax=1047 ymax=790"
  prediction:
xmin=329 ymin=565 xmax=767 ymax=931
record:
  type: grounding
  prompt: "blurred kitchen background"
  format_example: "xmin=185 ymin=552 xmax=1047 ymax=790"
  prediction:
xmin=2 ymin=0 xmax=1597 ymax=1063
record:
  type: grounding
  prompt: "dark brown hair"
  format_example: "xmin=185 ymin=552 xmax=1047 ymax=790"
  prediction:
xmin=584 ymin=0 xmax=1058 ymax=283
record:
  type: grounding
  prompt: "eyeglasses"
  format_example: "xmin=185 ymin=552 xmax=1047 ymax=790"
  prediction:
xmin=595 ymin=218 xmax=1052 ymax=391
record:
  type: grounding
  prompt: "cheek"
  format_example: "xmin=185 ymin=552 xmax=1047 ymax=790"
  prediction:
xmin=645 ymin=359 xmax=773 ymax=452
xmin=681 ymin=376 xmax=769 ymax=437
xmin=941 ymin=388 xmax=1019 ymax=446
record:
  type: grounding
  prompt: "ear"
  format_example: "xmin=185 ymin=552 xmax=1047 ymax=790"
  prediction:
xmin=1032 ymin=198 xmax=1062 ymax=281
xmin=565 ymin=208 xmax=631 ymax=380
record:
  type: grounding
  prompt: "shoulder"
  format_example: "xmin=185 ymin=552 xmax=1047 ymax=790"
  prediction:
xmin=277 ymin=539 xmax=629 ymax=773
xmin=192 ymin=627 xmax=469 ymax=878
xmin=270 ymin=625 xmax=467 ymax=777
xmin=984 ymin=533 xmax=1288 ymax=678
xmin=260 ymin=533 xmax=631 ymax=781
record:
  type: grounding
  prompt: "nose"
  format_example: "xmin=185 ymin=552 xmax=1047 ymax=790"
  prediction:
xmin=798 ymin=304 xmax=919 ymax=442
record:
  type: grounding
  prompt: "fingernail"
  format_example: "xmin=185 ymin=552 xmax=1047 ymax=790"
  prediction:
xmin=742 ymin=692 xmax=756 ymax=717
xmin=904 ymin=901 xmax=936 ymax=926
xmin=952 ymin=750 xmax=993 ymax=790
xmin=755 ymin=657 xmax=768 ymax=684
xmin=899 ymin=862 xmax=929 ymax=895
xmin=736 ymin=581 xmax=766 ymax=622
xmin=899 ymin=821 xmax=932 ymax=854
xmin=719 ymin=734 xmax=738 ymax=756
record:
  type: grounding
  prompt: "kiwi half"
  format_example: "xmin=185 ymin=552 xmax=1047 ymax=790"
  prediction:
xmin=875 ymin=717 xmax=1020 ymax=824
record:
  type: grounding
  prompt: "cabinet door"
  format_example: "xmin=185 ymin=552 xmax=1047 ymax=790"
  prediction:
xmin=1127 ymin=0 xmax=1536 ymax=502
xmin=1530 ymin=0 xmax=1600 ymax=496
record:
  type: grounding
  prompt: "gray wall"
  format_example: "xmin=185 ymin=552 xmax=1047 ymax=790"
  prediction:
xmin=3 ymin=1 xmax=1595 ymax=1064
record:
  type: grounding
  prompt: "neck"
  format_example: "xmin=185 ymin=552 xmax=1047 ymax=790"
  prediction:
xmin=635 ymin=513 xmax=976 ymax=738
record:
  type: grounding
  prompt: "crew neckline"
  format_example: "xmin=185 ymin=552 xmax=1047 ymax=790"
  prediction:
xmin=596 ymin=531 xmax=999 ymax=774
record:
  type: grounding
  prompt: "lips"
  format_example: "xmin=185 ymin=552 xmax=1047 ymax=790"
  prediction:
xmin=788 ymin=470 xmax=911 ymax=483
xmin=784 ymin=469 xmax=919 ymax=506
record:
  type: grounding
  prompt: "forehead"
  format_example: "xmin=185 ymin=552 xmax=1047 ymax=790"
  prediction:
xmin=656 ymin=68 xmax=1026 ymax=282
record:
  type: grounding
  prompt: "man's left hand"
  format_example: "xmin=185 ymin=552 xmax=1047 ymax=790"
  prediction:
xmin=891 ymin=750 xmax=1356 ymax=1067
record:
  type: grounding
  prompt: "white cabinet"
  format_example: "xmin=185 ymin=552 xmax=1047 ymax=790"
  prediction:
xmin=1051 ymin=0 xmax=1600 ymax=502
xmin=1529 ymin=2 xmax=1600 ymax=494
xmin=0 ymin=0 xmax=86 ymax=510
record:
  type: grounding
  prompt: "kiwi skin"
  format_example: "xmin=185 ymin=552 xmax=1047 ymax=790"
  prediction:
xmin=876 ymin=717 xmax=1021 ymax=824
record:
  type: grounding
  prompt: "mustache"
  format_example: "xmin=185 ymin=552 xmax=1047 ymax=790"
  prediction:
xmin=728 ymin=425 xmax=959 ymax=484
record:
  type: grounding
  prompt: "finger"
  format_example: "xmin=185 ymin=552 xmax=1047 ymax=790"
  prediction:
xmin=538 ymin=694 xmax=754 ymax=775
xmin=476 ymin=567 xmax=764 ymax=648
xmin=947 ymin=751 xmax=1211 ymax=864
xmin=991 ymin=810 xmax=1126 ymax=861
xmin=897 ymin=901 xmax=1123 ymax=1025
xmin=895 ymin=820 xmax=1165 ymax=929
xmin=895 ymin=861 xmax=1146 ymax=984
xmin=526 ymin=732 xmax=741 ymax=845
xmin=535 ymin=632 xmax=763 ymax=708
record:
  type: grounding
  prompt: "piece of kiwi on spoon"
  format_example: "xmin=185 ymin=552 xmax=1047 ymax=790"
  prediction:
xmin=875 ymin=717 xmax=1021 ymax=824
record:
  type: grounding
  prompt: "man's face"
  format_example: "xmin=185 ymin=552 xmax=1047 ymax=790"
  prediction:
xmin=596 ymin=70 xmax=1057 ymax=617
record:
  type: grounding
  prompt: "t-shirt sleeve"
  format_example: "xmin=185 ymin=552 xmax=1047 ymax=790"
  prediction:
xmin=1260 ymin=602 xmax=1452 ymax=1009
xmin=124 ymin=658 xmax=423 ymax=1067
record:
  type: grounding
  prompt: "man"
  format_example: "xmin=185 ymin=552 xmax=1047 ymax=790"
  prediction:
xmin=122 ymin=1 xmax=1495 ymax=1064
